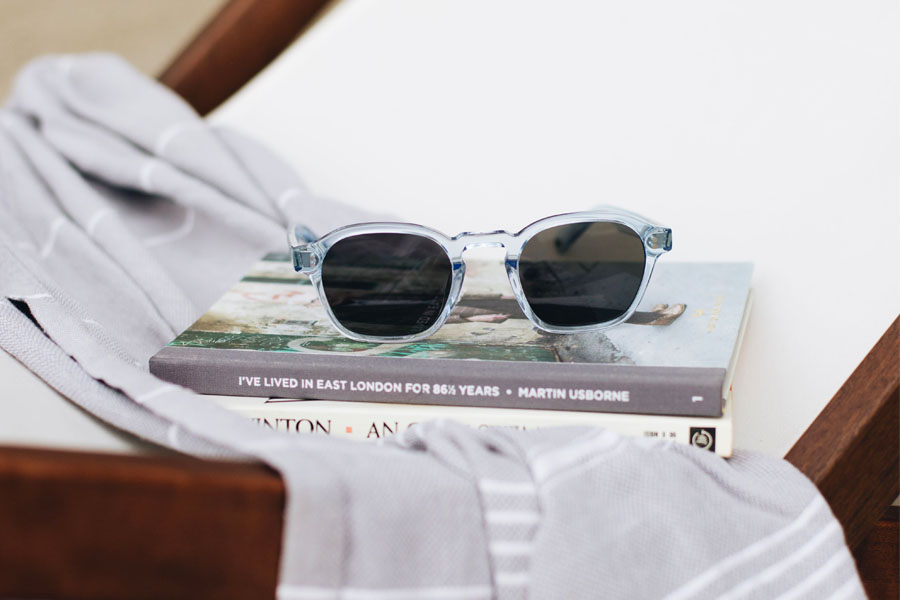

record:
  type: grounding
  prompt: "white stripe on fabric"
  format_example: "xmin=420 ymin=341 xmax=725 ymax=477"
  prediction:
xmin=485 ymin=510 xmax=540 ymax=526
xmin=278 ymin=587 xmax=336 ymax=600
xmin=138 ymin=159 xmax=162 ymax=192
xmin=489 ymin=541 xmax=533 ymax=557
xmin=11 ymin=293 xmax=52 ymax=301
xmin=825 ymin=577 xmax=862 ymax=600
xmin=277 ymin=187 xmax=308 ymax=209
xmin=717 ymin=520 xmax=841 ymax=600
xmin=276 ymin=584 xmax=493 ymax=600
xmin=154 ymin=120 xmax=204 ymax=156
xmin=135 ymin=383 xmax=179 ymax=403
xmin=662 ymin=495 xmax=827 ymax=600
xmin=531 ymin=429 xmax=620 ymax=483
xmin=86 ymin=209 xmax=114 ymax=235
xmin=773 ymin=547 xmax=851 ymax=600
xmin=237 ymin=437 xmax=296 ymax=452
xmin=495 ymin=572 xmax=529 ymax=587
xmin=40 ymin=217 xmax=66 ymax=258
xmin=478 ymin=479 xmax=535 ymax=496
xmin=526 ymin=429 xmax=598 ymax=461
xmin=142 ymin=208 xmax=195 ymax=248
xmin=539 ymin=441 xmax=626 ymax=492
xmin=166 ymin=423 xmax=181 ymax=449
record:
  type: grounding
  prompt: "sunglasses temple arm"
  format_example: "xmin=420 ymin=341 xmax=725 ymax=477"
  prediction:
xmin=590 ymin=204 xmax=667 ymax=227
xmin=288 ymin=223 xmax=318 ymax=246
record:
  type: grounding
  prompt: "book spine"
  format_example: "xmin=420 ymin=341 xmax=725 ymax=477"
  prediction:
xmin=150 ymin=347 xmax=725 ymax=417
xmin=214 ymin=398 xmax=732 ymax=457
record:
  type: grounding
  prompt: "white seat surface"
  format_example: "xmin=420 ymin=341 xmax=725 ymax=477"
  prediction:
xmin=211 ymin=0 xmax=898 ymax=457
xmin=0 ymin=348 xmax=156 ymax=454
xmin=2 ymin=0 xmax=896 ymax=459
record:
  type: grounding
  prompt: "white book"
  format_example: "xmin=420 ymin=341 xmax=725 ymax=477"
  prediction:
xmin=207 ymin=389 xmax=733 ymax=457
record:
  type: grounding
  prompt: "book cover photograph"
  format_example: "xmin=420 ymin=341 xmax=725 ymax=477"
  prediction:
xmin=151 ymin=254 xmax=753 ymax=417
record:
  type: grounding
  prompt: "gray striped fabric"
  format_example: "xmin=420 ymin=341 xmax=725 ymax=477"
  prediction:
xmin=0 ymin=54 xmax=865 ymax=600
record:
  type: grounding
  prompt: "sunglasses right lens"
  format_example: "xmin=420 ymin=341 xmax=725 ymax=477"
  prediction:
xmin=518 ymin=221 xmax=646 ymax=327
xmin=321 ymin=233 xmax=452 ymax=337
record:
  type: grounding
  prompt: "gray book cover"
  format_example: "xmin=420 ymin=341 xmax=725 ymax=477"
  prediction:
xmin=150 ymin=254 xmax=753 ymax=417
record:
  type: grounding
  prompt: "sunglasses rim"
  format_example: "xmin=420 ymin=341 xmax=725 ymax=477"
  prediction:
xmin=290 ymin=209 xmax=672 ymax=343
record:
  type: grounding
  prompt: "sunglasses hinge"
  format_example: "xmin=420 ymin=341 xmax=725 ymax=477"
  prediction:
xmin=645 ymin=228 xmax=673 ymax=253
xmin=292 ymin=246 xmax=319 ymax=272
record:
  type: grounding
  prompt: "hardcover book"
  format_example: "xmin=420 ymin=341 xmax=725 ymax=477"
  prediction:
xmin=150 ymin=254 xmax=753 ymax=417
xmin=208 ymin=389 xmax=735 ymax=457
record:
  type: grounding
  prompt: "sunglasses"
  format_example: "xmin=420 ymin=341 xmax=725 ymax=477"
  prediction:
xmin=288 ymin=208 xmax=672 ymax=342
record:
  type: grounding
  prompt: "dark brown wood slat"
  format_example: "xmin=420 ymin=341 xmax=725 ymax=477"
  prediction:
xmin=0 ymin=446 xmax=283 ymax=600
xmin=856 ymin=506 xmax=899 ymax=600
xmin=786 ymin=316 xmax=900 ymax=551
xmin=1 ymin=450 xmax=895 ymax=600
xmin=159 ymin=0 xmax=332 ymax=115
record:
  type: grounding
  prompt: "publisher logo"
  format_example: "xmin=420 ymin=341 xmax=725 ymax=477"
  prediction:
xmin=689 ymin=427 xmax=716 ymax=452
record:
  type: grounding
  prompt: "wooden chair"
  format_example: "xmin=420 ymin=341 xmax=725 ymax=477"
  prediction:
xmin=1 ymin=1 xmax=897 ymax=597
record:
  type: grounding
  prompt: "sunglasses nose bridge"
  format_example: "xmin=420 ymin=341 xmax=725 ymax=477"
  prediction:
xmin=455 ymin=230 xmax=513 ymax=252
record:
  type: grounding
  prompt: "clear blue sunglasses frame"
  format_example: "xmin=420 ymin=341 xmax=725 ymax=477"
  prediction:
xmin=288 ymin=207 xmax=672 ymax=343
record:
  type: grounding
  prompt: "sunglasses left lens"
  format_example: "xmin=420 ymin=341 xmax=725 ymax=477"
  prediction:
xmin=517 ymin=221 xmax=646 ymax=327
xmin=321 ymin=233 xmax=453 ymax=337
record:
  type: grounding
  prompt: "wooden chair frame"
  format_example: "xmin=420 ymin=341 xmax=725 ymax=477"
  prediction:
xmin=1 ymin=1 xmax=896 ymax=597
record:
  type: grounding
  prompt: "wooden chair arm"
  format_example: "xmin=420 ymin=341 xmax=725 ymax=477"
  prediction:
xmin=159 ymin=0 xmax=331 ymax=116
xmin=786 ymin=316 xmax=899 ymax=549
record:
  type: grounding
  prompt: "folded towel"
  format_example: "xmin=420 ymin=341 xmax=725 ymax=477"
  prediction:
xmin=0 ymin=54 xmax=864 ymax=600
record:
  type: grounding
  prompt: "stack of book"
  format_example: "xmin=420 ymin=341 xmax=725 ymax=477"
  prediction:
xmin=150 ymin=255 xmax=752 ymax=457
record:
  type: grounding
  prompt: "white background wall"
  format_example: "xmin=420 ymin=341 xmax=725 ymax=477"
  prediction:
xmin=1 ymin=1 xmax=895 ymax=460
xmin=214 ymin=0 xmax=899 ymax=456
